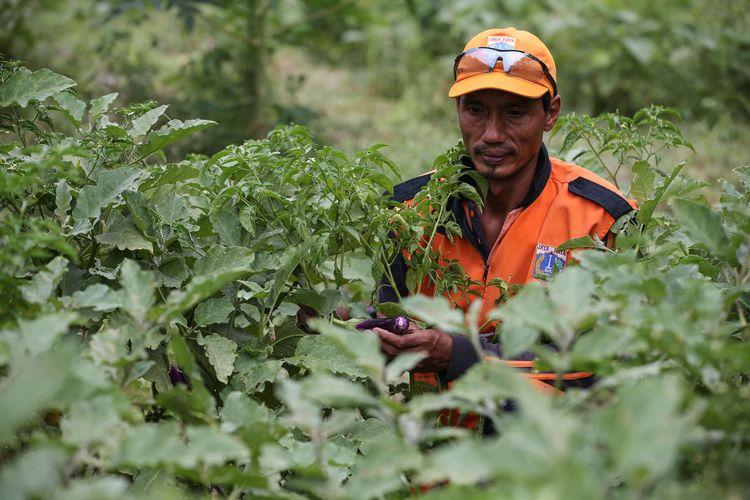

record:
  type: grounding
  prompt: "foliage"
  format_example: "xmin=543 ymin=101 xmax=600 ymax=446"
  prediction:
xmin=1 ymin=62 xmax=749 ymax=499
xmin=6 ymin=0 xmax=749 ymax=164
xmin=437 ymin=0 xmax=750 ymax=120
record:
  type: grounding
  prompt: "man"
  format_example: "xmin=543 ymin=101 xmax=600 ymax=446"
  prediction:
xmin=374 ymin=27 xmax=637 ymax=389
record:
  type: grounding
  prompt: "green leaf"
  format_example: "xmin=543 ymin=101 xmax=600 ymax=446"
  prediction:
xmin=193 ymin=298 xmax=235 ymax=326
xmin=95 ymin=214 xmax=153 ymax=252
xmin=138 ymin=119 xmax=217 ymax=158
xmin=287 ymin=373 xmax=380 ymax=408
xmin=60 ymin=393 xmax=132 ymax=447
xmin=128 ymin=104 xmax=168 ymax=137
xmin=113 ymin=422 xmax=248 ymax=468
xmin=119 ymin=259 xmax=156 ymax=324
xmin=418 ymin=438 xmax=501 ymax=485
xmin=308 ymin=319 xmax=384 ymax=380
xmin=268 ymin=239 xmax=318 ymax=309
xmin=239 ymin=205 xmax=256 ymax=235
xmin=70 ymin=284 xmax=123 ymax=312
xmin=449 ymin=361 xmax=526 ymax=403
xmin=494 ymin=283 xmax=555 ymax=342
xmin=89 ymin=93 xmax=118 ymax=121
xmin=637 ymin=161 xmax=686 ymax=225
xmin=0 ymin=67 xmax=76 ymax=107
xmin=290 ymin=335 xmax=368 ymax=379
xmin=214 ymin=207 xmax=242 ymax=246
xmin=546 ymin=267 xmax=599 ymax=351
xmin=101 ymin=123 xmax=128 ymax=138
xmin=16 ymin=312 xmax=78 ymax=355
xmin=127 ymin=470 xmax=168 ymax=497
xmin=180 ymin=425 xmax=249 ymax=467
xmin=19 ymin=256 xmax=68 ymax=304
xmin=53 ymin=91 xmax=86 ymax=126
xmin=375 ymin=302 xmax=408 ymax=318
xmin=55 ymin=180 xmax=72 ymax=225
xmin=572 ymin=324 xmax=640 ymax=364
xmin=344 ymin=434 xmax=422 ymax=498
xmin=671 ymin=198 xmax=730 ymax=258
xmin=401 ymin=294 xmax=466 ymax=333
xmin=152 ymin=269 xmax=251 ymax=324
xmin=385 ymin=352 xmax=426 ymax=382
xmin=123 ymin=190 xmax=156 ymax=238
xmin=556 ymin=235 xmax=601 ymax=252
xmin=112 ymin=422 xmax=183 ymax=467
xmin=161 ymin=337 xmax=215 ymax=421
xmin=140 ymin=164 xmax=201 ymax=191
xmin=158 ymin=256 xmax=189 ymax=288
xmin=496 ymin=319 xmax=539 ymax=359
xmin=630 ymin=160 xmax=655 ymax=201
xmin=595 ymin=376 xmax=691 ymax=486
xmin=193 ymin=246 xmax=255 ymax=276
xmin=0 ymin=340 xmax=79 ymax=445
xmin=220 ymin=391 xmax=274 ymax=433
xmin=56 ymin=476 xmax=128 ymax=500
xmin=152 ymin=189 xmax=190 ymax=225
xmin=231 ymin=356 xmax=280 ymax=396
xmin=456 ymin=182 xmax=483 ymax=205
xmin=0 ymin=445 xmax=69 ymax=500
xmin=197 ymin=333 xmax=237 ymax=383
xmin=72 ymin=167 xmax=142 ymax=221
xmin=289 ymin=288 xmax=341 ymax=316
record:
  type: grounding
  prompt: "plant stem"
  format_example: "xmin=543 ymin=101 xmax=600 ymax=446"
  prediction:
xmin=417 ymin=199 xmax=447 ymax=295
xmin=585 ymin=135 xmax=617 ymax=187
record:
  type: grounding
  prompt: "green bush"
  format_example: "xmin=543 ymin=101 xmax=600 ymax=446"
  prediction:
xmin=1 ymin=62 xmax=749 ymax=499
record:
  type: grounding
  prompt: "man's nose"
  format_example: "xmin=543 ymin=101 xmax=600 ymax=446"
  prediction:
xmin=481 ymin=113 xmax=507 ymax=144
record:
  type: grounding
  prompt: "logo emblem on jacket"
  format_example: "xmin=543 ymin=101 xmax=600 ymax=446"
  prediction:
xmin=533 ymin=243 xmax=567 ymax=280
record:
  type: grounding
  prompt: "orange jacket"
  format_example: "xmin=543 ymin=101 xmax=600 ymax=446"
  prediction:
xmin=380 ymin=146 xmax=637 ymax=398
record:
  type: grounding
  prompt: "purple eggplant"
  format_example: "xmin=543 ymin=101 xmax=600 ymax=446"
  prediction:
xmin=169 ymin=365 xmax=189 ymax=386
xmin=356 ymin=316 xmax=410 ymax=334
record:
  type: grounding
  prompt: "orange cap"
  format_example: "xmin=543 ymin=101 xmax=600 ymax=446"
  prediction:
xmin=449 ymin=27 xmax=557 ymax=99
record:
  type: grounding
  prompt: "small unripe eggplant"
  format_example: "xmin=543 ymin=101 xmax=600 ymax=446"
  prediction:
xmin=355 ymin=316 xmax=410 ymax=334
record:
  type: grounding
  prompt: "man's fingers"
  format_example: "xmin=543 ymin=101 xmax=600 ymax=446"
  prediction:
xmin=374 ymin=328 xmax=446 ymax=361
xmin=374 ymin=327 xmax=431 ymax=349
xmin=373 ymin=326 xmax=452 ymax=372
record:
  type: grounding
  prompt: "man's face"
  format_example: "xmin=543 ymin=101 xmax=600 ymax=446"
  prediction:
xmin=457 ymin=89 xmax=559 ymax=183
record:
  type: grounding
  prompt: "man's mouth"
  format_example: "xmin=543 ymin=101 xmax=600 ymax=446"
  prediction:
xmin=476 ymin=149 xmax=512 ymax=165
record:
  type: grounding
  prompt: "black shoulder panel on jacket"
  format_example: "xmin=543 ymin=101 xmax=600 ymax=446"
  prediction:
xmin=568 ymin=177 xmax=634 ymax=219
xmin=391 ymin=174 xmax=432 ymax=202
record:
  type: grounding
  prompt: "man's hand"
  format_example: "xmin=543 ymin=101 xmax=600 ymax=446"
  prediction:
xmin=374 ymin=325 xmax=453 ymax=372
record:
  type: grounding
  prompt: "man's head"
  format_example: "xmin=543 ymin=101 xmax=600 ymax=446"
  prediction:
xmin=449 ymin=27 xmax=557 ymax=100
xmin=451 ymin=28 xmax=561 ymax=185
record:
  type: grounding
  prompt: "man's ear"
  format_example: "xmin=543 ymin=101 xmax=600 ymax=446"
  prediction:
xmin=544 ymin=95 xmax=561 ymax=132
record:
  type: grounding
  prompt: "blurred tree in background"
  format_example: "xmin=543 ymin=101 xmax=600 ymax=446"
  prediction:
xmin=2 ymin=0 xmax=749 ymax=175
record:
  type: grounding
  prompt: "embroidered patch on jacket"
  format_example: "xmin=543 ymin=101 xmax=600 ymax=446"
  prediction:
xmin=488 ymin=35 xmax=516 ymax=50
xmin=532 ymin=243 xmax=567 ymax=280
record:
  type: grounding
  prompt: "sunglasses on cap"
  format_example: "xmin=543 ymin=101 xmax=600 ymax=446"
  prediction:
xmin=453 ymin=47 xmax=558 ymax=97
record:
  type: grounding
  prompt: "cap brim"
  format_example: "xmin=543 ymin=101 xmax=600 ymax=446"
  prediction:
xmin=448 ymin=72 xmax=548 ymax=98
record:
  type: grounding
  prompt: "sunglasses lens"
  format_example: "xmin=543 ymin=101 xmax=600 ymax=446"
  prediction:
xmin=504 ymin=54 xmax=544 ymax=81
xmin=455 ymin=50 xmax=500 ymax=79
xmin=497 ymin=51 xmax=525 ymax=72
